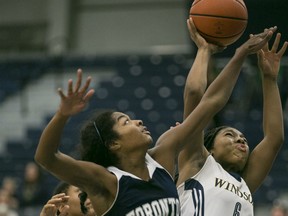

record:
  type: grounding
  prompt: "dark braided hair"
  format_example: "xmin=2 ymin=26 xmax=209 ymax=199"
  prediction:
xmin=79 ymin=110 xmax=120 ymax=167
xmin=204 ymin=126 xmax=228 ymax=151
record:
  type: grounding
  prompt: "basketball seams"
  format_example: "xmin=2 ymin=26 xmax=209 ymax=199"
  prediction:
xmin=235 ymin=0 xmax=248 ymax=11
xmin=198 ymin=28 xmax=246 ymax=39
xmin=189 ymin=0 xmax=248 ymax=46
xmin=190 ymin=13 xmax=248 ymax=21
xmin=191 ymin=0 xmax=203 ymax=7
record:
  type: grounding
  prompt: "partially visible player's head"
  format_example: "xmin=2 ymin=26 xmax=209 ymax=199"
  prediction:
xmin=53 ymin=182 xmax=95 ymax=216
xmin=79 ymin=191 xmax=95 ymax=216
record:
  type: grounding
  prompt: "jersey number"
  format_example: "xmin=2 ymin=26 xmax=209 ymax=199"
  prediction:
xmin=233 ymin=202 xmax=242 ymax=216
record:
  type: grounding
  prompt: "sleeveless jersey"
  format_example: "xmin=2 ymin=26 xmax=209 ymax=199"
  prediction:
xmin=105 ymin=153 xmax=180 ymax=216
xmin=177 ymin=155 xmax=253 ymax=216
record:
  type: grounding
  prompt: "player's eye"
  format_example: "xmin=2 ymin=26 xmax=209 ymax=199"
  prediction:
xmin=225 ymin=132 xmax=233 ymax=136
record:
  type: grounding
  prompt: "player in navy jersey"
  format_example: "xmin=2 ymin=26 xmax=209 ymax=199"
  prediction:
xmin=177 ymin=18 xmax=287 ymax=215
xmin=35 ymin=24 xmax=274 ymax=215
xmin=35 ymin=69 xmax=181 ymax=216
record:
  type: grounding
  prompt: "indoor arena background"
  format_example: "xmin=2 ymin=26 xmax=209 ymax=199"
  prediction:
xmin=0 ymin=0 xmax=287 ymax=215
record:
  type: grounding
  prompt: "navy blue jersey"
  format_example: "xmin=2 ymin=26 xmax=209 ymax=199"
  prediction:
xmin=105 ymin=154 xmax=180 ymax=216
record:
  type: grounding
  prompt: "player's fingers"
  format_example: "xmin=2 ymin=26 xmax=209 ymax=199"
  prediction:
xmin=253 ymin=27 xmax=273 ymax=39
xmin=58 ymin=88 xmax=66 ymax=100
xmin=262 ymin=30 xmax=273 ymax=43
xmin=67 ymin=79 xmax=73 ymax=95
xmin=257 ymin=49 xmax=264 ymax=61
xmin=43 ymin=203 xmax=56 ymax=208
xmin=79 ymin=76 xmax=92 ymax=94
xmin=82 ymin=89 xmax=95 ymax=103
xmin=51 ymin=193 xmax=66 ymax=198
xmin=261 ymin=41 xmax=269 ymax=52
xmin=269 ymin=26 xmax=277 ymax=33
xmin=61 ymin=195 xmax=70 ymax=202
xmin=46 ymin=198 xmax=62 ymax=205
xmin=277 ymin=41 xmax=288 ymax=57
xmin=187 ymin=18 xmax=197 ymax=37
xmin=271 ymin=33 xmax=281 ymax=53
xmin=74 ymin=68 xmax=82 ymax=93
xmin=41 ymin=204 xmax=57 ymax=214
xmin=249 ymin=34 xmax=271 ymax=53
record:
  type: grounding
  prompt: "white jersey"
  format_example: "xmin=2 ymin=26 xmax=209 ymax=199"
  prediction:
xmin=177 ymin=155 xmax=253 ymax=216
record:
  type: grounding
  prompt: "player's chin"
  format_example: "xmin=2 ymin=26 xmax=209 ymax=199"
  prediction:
xmin=233 ymin=153 xmax=248 ymax=164
xmin=148 ymin=136 xmax=153 ymax=145
xmin=144 ymin=134 xmax=153 ymax=143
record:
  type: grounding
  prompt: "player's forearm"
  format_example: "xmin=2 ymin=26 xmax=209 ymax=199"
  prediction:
xmin=184 ymin=48 xmax=212 ymax=118
xmin=179 ymin=52 xmax=246 ymax=144
xmin=35 ymin=111 xmax=70 ymax=167
xmin=262 ymin=76 xmax=284 ymax=144
xmin=202 ymin=50 xmax=246 ymax=109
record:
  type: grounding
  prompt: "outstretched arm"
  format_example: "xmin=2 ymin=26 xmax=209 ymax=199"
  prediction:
xmin=183 ymin=18 xmax=224 ymax=119
xmin=178 ymin=18 xmax=224 ymax=183
xmin=154 ymin=27 xmax=275 ymax=176
xmin=242 ymin=33 xmax=287 ymax=193
xmin=34 ymin=69 xmax=114 ymax=192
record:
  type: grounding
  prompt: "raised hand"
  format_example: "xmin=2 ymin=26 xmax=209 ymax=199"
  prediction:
xmin=57 ymin=69 xmax=95 ymax=116
xmin=238 ymin=27 xmax=277 ymax=56
xmin=40 ymin=193 xmax=70 ymax=216
xmin=257 ymin=33 xmax=288 ymax=78
xmin=187 ymin=18 xmax=225 ymax=54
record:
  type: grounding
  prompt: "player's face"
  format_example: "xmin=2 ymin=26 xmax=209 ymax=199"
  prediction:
xmin=112 ymin=112 xmax=152 ymax=151
xmin=64 ymin=186 xmax=83 ymax=216
xmin=83 ymin=197 xmax=95 ymax=216
xmin=210 ymin=127 xmax=249 ymax=173
xmin=62 ymin=186 xmax=95 ymax=216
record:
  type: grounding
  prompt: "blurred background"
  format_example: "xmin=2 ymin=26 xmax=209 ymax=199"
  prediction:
xmin=0 ymin=0 xmax=287 ymax=215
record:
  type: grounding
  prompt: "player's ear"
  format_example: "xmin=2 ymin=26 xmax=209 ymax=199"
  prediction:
xmin=109 ymin=141 xmax=121 ymax=151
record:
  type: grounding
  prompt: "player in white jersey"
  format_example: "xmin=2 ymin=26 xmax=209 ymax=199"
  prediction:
xmin=177 ymin=18 xmax=287 ymax=216
xmin=178 ymin=155 xmax=253 ymax=215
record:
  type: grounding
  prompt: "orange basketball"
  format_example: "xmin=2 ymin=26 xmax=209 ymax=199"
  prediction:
xmin=190 ymin=0 xmax=248 ymax=46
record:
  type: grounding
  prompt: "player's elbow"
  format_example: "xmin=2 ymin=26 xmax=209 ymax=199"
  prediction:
xmin=272 ymin=128 xmax=284 ymax=147
xmin=276 ymin=134 xmax=284 ymax=149
xmin=185 ymin=85 xmax=205 ymax=98
xmin=266 ymin=133 xmax=284 ymax=152
xmin=34 ymin=150 xmax=56 ymax=170
xmin=34 ymin=152 xmax=47 ymax=169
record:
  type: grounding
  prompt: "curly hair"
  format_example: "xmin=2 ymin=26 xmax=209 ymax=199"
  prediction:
xmin=79 ymin=110 xmax=120 ymax=167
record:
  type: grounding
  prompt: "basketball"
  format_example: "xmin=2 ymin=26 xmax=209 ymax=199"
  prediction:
xmin=190 ymin=0 xmax=248 ymax=46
